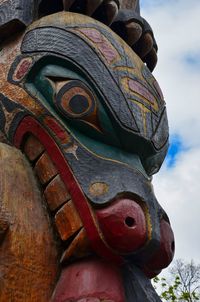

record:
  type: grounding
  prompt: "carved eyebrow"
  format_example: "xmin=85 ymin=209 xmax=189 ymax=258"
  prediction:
xmin=22 ymin=27 xmax=137 ymax=133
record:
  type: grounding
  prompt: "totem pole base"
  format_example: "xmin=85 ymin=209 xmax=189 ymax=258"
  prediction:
xmin=51 ymin=258 xmax=126 ymax=302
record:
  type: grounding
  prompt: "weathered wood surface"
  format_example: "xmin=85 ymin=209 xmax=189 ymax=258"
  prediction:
xmin=0 ymin=0 xmax=158 ymax=70
xmin=34 ymin=151 xmax=58 ymax=185
xmin=55 ymin=200 xmax=83 ymax=241
xmin=44 ymin=175 xmax=71 ymax=211
xmin=0 ymin=2 xmax=173 ymax=301
xmin=121 ymin=0 xmax=138 ymax=9
xmin=0 ymin=0 xmax=35 ymax=42
xmin=0 ymin=143 xmax=60 ymax=301
xmin=23 ymin=134 xmax=45 ymax=162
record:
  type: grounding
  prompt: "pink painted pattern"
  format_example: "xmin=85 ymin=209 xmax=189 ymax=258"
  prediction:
xmin=78 ymin=28 xmax=119 ymax=64
xmin=128 ymin=79 xmax=156 ymax=106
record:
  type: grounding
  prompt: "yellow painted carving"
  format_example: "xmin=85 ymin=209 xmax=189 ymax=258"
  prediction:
xmin=113 ymin=66 xmax=136 ymax=73
xmin=89 ymin=182 xmax=109 ymax=197
xmin=131 ymin=101 xmax=150 ymax=136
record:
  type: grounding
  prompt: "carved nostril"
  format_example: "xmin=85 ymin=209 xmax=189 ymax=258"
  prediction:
xmin=125 ymin=216 xmax=135 ymax=228
xmin=96 ymin=198 xmax=147 ymax=253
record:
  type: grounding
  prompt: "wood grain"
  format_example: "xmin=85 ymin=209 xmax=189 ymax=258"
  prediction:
xmin=0 ymin=0 xmax=35 ymax=42
xmin=0 ymin=143 xmax=60 ymax=301
xmin=24 ymin=134 xmax=45 ymax=162
xmin=44 ymin=174 xmax=71 ymax=211
xmin=34 ymin=151 xmax=58 ymax=185
xmin=0 ymin=206 xmax=10 ymax=243
xmin=55 ymin=200 xmax=83 ymax=241
xmin=121 ymin=0 xmax=138 ymax=9
xmin=61 ymin=228 xmax=90 ymax=263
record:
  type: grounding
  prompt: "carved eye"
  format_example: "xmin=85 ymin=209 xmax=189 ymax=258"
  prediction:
xmin=55 ymin=80 xmax=96 ymax=119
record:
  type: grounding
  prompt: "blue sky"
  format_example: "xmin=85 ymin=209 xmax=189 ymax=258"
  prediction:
xmin=167 ymin=135 xmax=185 ymax=168
xmin=184 ymin=53 xmax=200 ymax=70
xmin=141 ymin=0 xmax=200 ymax=265
xmin=141 ymin=0 xmax=175 ymax=9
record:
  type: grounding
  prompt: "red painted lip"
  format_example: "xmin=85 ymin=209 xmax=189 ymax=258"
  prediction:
xmin=14 ymin=115 xmax=123 ymax=265
xmin=52 ymin=257 xmax=126 ymax=302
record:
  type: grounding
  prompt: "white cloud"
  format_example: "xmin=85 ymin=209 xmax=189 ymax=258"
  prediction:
xmin=141 ymin=0 xmax=200 ymax=264
xmin=154 ymin=148 xmax=200 ymax=264
xmin=142 ymin=0 xmax=200 ymax=148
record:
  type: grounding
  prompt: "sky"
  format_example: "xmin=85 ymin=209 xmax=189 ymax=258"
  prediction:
xmin=140 ymin=0 xmax=200 ymax=267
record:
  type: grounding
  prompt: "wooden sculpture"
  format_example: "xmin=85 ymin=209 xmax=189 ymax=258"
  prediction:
xmin=0 ymin=1 xmax=175 ymax=301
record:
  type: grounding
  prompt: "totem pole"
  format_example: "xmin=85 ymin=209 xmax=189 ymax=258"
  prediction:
xmin=0 ymin=1 xmax=175 ymax=301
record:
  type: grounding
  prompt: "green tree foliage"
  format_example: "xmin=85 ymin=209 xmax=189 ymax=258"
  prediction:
xmin=153 ymin=259 xmax=200 ymax=301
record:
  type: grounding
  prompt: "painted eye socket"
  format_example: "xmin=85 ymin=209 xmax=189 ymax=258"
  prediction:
xmin=55 ymin=80 xmax=96 ymax=119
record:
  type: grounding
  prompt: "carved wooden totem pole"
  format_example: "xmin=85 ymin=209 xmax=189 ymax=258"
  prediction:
xmin=0 ymin=1 xmax=175 ymax=301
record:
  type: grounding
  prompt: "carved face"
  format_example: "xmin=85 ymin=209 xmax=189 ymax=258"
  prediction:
xmin=0 ymin=12 xmax=174 ymax=274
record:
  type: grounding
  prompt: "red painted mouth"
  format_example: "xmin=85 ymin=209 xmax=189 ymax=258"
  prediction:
xmin=14 ymin=115 xmax=123 ymax=264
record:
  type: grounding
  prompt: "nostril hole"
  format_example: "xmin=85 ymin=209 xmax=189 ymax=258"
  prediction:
xmin=171 ymin=241 xmax=175 ymax=253
xmin=125 ymin=216 xmax=135 ymax=228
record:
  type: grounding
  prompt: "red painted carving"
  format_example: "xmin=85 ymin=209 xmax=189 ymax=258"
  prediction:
xmin=14 ymin=58 xmax=33 ymax=81
xmin=144 ymin=219 xmax=175 ymax=272
xmin=51 ymin=258 xmax=126 ymax=302
xmin=96 ymin=198 xmax=147 ymax=253
xmin=44 ymin=116 xmax=71 ymax=144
